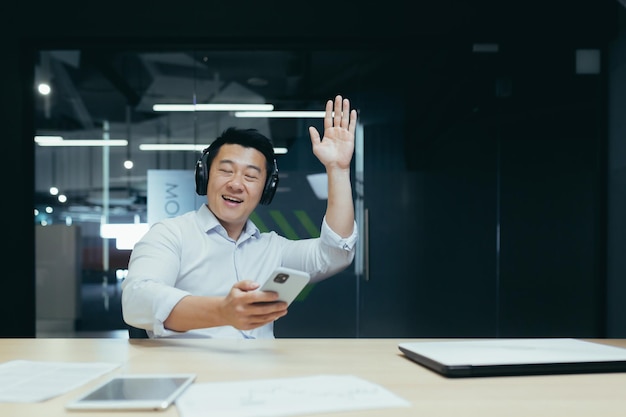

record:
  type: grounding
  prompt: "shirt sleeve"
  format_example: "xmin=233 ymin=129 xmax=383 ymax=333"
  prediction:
xmin=320 ymin=216 xmax=358 ymax=251
xmin=280 ymin=216 xmax=358 ymax=283
xmin=121 ymin=221 xmax=190 ymax=335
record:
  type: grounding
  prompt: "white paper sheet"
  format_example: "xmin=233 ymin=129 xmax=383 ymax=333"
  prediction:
xmin=176 ymin=374 xmax=411 ymax=417
xmin=0 ymin=360 xmax=119 ymax=402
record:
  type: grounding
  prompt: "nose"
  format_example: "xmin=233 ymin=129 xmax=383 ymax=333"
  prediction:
xmin=227 ymin=173 xmax=244 ymax=191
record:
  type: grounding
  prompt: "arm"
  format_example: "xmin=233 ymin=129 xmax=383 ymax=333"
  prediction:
xmin=121 ymin=219 xmax=288 ymax=334
xmin=163 ymin=281 xmax=288 ymax=332
xmin=308 ymin=95 xmax=357 ymax=238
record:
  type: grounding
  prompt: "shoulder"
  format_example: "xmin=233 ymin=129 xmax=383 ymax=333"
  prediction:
xmin=148 ymin=210 xmax=198 ymax=234
xmin=154 ymin=210 xmax=196 ymax=225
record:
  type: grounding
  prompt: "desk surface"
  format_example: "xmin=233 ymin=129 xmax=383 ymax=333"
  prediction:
xmin=1 ymin=338 xmax=626 ymax=417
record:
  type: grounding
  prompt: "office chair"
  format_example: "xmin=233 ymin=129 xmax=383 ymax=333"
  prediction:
xmin=127 ymin=324 xmax=149 ymax=339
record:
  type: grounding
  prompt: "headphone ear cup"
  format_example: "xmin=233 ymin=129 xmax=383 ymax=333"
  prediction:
xmin=260 ymin=159 xmax=279 ymax=205
xmin=260 ymin=171 xmax=279 ymax=205
xmin=194 ymin=152 xmax=209 ymax=196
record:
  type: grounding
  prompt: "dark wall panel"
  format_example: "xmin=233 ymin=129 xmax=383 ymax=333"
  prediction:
xmin=417 ymin=123 xmax=499 ymax=336
xmin=499 ymin=108 xmax=604 ymax=337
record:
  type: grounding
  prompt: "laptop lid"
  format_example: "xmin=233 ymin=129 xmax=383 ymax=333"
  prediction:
xmin=398 ymin=338 xmax=626 ymax=378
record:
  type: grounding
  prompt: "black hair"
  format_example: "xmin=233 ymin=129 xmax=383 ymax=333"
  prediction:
xmin=204 ymin=127 xmax=275 ymax=175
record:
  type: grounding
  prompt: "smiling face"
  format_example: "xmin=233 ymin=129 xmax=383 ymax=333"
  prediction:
xmin=206 ymin=143 xmax=268 ymax=240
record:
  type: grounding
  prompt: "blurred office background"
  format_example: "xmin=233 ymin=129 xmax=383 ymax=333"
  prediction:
xmin=2 ymin=0 xmax=626 ymax=338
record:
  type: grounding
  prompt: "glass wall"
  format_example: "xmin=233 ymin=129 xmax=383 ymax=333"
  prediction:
xmin=33 ymin=47 xmax=381 ymax=337
xmin=34 ymin=38 xmax=609 ymax=338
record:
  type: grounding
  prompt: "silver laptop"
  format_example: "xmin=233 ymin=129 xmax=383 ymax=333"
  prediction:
xmin=398 ymin=338 xmax=626 ymax=378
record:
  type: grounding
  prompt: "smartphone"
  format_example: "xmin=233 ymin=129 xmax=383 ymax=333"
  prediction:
xmin=258 ymin=267 xmax=310 ymax=306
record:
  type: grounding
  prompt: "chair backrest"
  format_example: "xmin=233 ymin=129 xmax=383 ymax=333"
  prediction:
xmin=127 ymin=324 xmax=149 ymax=339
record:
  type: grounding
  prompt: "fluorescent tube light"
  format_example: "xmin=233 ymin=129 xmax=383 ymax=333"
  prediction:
xmin=139 ymin=143 xmax=288 ymax=154
xmin=35 ymin=136 xmax=63 ymax=143
xmin=153 ymin=103 xmax=274 ymax=112
xmin=139 ymin=144 xmax=207 ymax=151
xmin=235 ymin=111 xmax=326 ymax=118
xmin=34 ymin=136 xmax=128 ymax=147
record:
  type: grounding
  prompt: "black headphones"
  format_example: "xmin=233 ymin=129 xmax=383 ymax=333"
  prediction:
xmin=194 ymin=146 xmax=279 ymax=205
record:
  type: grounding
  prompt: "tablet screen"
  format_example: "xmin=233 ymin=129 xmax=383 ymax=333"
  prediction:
xmin=65 ymin=374 xmax=196 ymax=410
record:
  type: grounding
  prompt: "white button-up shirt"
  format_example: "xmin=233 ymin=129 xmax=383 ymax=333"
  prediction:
xmin=121 ymin=204 xmax=357 ymax=338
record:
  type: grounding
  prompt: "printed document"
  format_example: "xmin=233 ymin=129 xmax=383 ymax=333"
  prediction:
xmin=176 ymin=374 xmax=410 ymax=417
xmin=0 ymin=360 xmax=119 ymax=402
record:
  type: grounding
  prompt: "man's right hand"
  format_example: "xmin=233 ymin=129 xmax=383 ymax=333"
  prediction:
xmin=163 ymin=280 xmax=288 ymax=332
xmin=220 ymin=280 xmax=289 ymax=330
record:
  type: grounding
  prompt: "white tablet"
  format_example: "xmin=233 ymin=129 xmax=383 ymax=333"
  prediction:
xmin=65 ymin=374 xmax=196 ymax=411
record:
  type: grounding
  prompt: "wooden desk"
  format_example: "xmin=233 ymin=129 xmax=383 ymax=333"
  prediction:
xmin=1 ymin=338 xmax=626 ymax=417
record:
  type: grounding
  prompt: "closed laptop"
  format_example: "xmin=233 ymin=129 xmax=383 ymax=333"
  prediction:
xmin=398 ymin=338 xmax=626 ymax=378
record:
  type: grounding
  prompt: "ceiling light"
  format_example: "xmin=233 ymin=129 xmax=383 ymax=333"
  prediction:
xmin=139 ymin=143 xmax=288 ymax=154
xmin=35 ymin=136 xmax=128 ymax=147
xmin=234 ymin=111 xmax=326 ymax=118
xmin=38 ymin=83 xmax=51 ymax=95
xmin=36 ymin=135 xmax=63 ymax=143
xmin=152 ymin=103 xmax=274 ymax=112
xmin=139 ymin=144 xmax=206 ymax=151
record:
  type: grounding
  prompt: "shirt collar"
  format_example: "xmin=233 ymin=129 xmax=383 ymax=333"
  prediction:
xmin=197 ymin=204 xmax=261 ymax=240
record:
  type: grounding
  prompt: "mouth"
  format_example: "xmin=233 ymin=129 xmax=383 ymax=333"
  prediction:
xmin=222 ymin=195 xmax=243 ymax=204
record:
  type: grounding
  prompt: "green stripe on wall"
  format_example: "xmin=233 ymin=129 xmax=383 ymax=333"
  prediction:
xmin=250 ymin=211 xmax=269 ymax=232
xmin=269 ymin=210 xmax=299 ymax=240
xmin=294 ymin=283 xmax=314 ymax=302
xmin=293 ymin=210 xmax=320 ymax=238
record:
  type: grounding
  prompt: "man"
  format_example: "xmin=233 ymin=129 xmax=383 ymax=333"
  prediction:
xmin=122 ymin=95 xmax=358 ymax=338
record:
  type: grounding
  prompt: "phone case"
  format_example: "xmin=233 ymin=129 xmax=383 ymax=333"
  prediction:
xmin=259 ymin=267 xmax=310 ymax=306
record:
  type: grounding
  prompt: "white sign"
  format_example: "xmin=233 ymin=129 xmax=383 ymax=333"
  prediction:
xmin=147 ymin=170 xmax=205 ymax=225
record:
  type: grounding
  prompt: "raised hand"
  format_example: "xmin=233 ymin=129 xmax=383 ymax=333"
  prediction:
xmin=308 ymin=95 xmax=357 ymax=170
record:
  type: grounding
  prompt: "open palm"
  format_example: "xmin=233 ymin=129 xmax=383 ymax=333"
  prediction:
xmin=309 ymin=95 xmax=357 ymax=170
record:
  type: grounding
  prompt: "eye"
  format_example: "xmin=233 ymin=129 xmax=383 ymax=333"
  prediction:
xmin=245 ymin=174 xmax=259 ymax=180
xmin=219 ymin=168 xmax=233 ymax=174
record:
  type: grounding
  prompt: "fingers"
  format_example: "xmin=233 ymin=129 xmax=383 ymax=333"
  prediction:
xmin=238 ymin=301 xmax=287 ymax=330
xmin=325 ymin=95 xmax=356 ymax=130
xmin=225 ymin=283 xmax=287 ymax=330
xmin=233 ymin=280 xmax=260 ymax=292
xmin=333 ymin=95 xmax=343 ymax=128
xmin=308 ymin=125 xmax=320 ymax=147
xmin=341 ymin=97 xmax=350 ymax=128
xmin=349 ymin=109 xmax=357 ymax=133
xmin=324 ymin=98 xmax=334 ymax=131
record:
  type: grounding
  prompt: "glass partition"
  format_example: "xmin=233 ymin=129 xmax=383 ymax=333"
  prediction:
xmin=33 ymin=47 xmax=378 ymax=337
xmin=34 ymin=39 xmax=607 ymax=339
